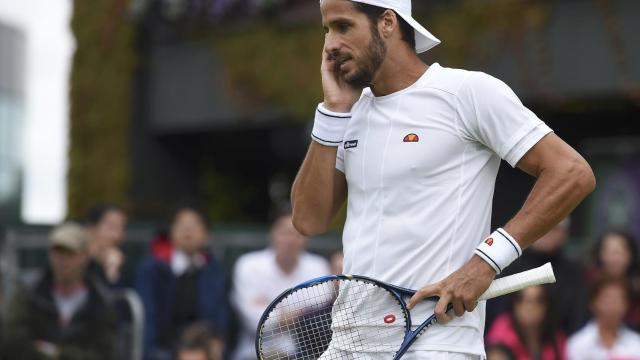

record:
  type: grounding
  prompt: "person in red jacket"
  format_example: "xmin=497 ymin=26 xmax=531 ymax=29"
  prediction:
xmin=487 ymin=285 xmax=566 ymax=360
xmin=136 ymin=207 xmax=228 ymax=360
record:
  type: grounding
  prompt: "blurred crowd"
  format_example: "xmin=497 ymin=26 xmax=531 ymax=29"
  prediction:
xmin=485 ymin=220 xmax=640 ymax=359
xmin=0 ymin=205 xmax=342 ymax=360
xmin=0 ymin=205 xmax=639 ymax=360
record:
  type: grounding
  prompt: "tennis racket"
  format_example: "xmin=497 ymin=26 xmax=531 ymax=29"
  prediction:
xmin=256 ymin=262 xmax=555 ymax=360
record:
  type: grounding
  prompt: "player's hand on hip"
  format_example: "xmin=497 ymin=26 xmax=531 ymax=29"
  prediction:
xmin=321 ymin=39 xmax=362 ymax=112
xmin=407 ymin=256 xmax=496 ymax=324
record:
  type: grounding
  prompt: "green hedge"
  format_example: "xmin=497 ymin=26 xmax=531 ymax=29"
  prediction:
xmin=68 ymin=0 xmax=136 ymax=219
xmin=212 ymin=24 xmax=325 ymax=120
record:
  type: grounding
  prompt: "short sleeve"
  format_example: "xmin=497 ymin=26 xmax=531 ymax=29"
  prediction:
xmin=457 ymin=72 xmax=553 ymax=167
xmin=336 ymin=145 xmax=345 ymax=173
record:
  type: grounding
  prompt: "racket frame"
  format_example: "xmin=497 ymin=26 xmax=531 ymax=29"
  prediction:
xmin=256 ymin=262 xmax=556 ymax=359
xmin=255 ymin=274 xmax=424 ymax=359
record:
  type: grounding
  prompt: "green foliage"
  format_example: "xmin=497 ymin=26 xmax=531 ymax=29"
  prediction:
xmin=417 ymin=0 xmax=553 ymax=67
xmin=211 ymin=23 xmax=324 ymax=120
xmin=68 ymin=0 xmax=136 ymax=219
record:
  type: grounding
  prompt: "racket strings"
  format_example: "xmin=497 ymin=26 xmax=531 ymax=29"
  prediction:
xmin=258 ymin=279 xmax=407 ymax=360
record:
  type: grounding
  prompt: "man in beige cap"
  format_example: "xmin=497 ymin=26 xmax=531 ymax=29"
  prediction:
xmin=292 ymin=0 xmax=595 ymax=357
xmin=1 ymin=223 xmax=116 ymax=359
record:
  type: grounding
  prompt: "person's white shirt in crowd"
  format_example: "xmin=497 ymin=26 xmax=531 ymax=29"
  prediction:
xmin=231 ymin=214 xmax=330 ymax=360
xmin=567 ymin=321 xmax=640 ymax=360
xmin=568 ymin=278 xmax=640 ymax=360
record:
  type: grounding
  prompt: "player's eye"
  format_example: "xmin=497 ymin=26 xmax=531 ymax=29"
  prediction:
xmin=336 ymin=22 xmax=350 ymax=33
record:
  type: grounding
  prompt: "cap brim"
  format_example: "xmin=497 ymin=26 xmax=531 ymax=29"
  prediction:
xmin=395 ymin=11 xmax=440 ymax=53
xmin=51 ymin=243 xmax=82 ymax=253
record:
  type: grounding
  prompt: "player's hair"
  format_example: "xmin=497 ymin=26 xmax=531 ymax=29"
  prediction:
xmin=591 ymin=228 xmax=639 ymax=276
xmin=352 ymin=3 xmax=416 ymax=50
xmin=85 ymin=203 xmax=124 ymax=226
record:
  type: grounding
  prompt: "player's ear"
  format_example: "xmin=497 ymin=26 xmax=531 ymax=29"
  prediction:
xmin=379 ymin=9 xmax=398 ymax=39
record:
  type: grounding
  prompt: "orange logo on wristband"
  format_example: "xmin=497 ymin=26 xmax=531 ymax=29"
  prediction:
xmin=485 ymin=238 xmax=494 ymax=246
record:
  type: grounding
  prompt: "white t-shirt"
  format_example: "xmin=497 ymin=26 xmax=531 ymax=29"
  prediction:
xmin=335 ymin=63 xmax=552 ymax=355
xmin=567 ymin=321 xmax=640 ymax=360
xmin=53 ymin=287 xmax=89 ymax=326
xmin=231 ymin=248 xmax=330 ymax=360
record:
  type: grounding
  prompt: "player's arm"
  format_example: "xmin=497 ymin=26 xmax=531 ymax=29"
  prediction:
xmin=409 ymin=133 xmax=595 ymax=322
xmin=291 ymin=31 xmax=361 ymax=236
xmin=503 ymin=133 xmax=595 ymax=246
xmin=291 ymin=146 xmax=347 ymax=236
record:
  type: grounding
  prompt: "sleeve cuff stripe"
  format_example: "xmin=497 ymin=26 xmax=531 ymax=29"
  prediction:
xmin=317 ymin=108 xmax=352 ymax=119
xmin=311 ymin=134 xmax=343 ymax=144
xmin=496 ymin=229 xmax=522 ymax=256
xmin=475 ymin=249 xmax=502 ymax=273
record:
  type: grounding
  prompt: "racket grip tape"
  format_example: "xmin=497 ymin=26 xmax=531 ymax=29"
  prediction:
xmin=478 ymin=262 xmax=555 ymax=301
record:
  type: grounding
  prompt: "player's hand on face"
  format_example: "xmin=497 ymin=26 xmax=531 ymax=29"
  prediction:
xmin=407 ymin=256 xmax=496 ymax=324
xmin=320 ymin=39 xmax=362 ymax=113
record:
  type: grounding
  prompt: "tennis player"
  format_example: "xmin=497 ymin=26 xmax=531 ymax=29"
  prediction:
xmin=291 ymin=0 xmax=595 ymax=358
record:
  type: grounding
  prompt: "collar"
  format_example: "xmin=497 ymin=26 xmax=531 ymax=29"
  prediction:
xmin=171 ymin=249 xmax=207 ymax=276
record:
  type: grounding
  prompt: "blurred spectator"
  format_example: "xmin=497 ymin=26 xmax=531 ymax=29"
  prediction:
xmin=587 ymin=229 xmax=640 ymax=329
xmin=329 ymin=249 xmax=343 ymax=275
xmin=231 ymin=212 xmax=330 ymax=360
xmin=486 ymin=285 xmax=566 ymax=360
xmin=488 ymin=218 xmax=588 ymax=335
xmin=85 ymin=204 xmax=129 ymax=287
xmin=588 ymin=229 xmax=640 ymax=280
xmin=1 ymin=223 xmax=116 ymax=360
xmin=567 ymin=277 xmax=640 ymax=359
xmin=136 ymin=207 xmax=228 ymax=360
xmin=176 ymin=322 xmax=224 ymax=360
xmin=486 ymin=343 xmax=516 ymax=360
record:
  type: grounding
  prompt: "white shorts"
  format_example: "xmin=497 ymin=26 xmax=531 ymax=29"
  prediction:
xmin=404 ymin=352 xmax=483 ymax=360
xmin=320 ymin=349 xmax=483 ymax=360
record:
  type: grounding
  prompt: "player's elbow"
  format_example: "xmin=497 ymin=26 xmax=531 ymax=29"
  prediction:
xmin=569 ymin=157 xmax=596 ymax=198
xmin=581 ymin=164 xmax=597 ymax=195
xmin=292 ymin=211 xmax=329 ymax=237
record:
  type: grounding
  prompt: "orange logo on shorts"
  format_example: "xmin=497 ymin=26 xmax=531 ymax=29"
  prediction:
xmin=384 ymin=315 xmax=396 ymax=324
xmin=485 ymin=238 xmax=494 ymax=246
xmin=403 ymin=133 xmax=419 ymax=142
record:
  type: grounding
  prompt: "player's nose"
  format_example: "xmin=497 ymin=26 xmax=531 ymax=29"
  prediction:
xmin=324 ymin=32 xmax=342 ymax=55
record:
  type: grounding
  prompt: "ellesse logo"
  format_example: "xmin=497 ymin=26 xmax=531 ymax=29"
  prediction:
xmin=403 ymin=133 xmax=419 ymax=142
xmin=485 ymin=238 xmax=494 ymax=246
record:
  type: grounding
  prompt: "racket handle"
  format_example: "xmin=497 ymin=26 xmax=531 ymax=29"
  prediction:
xmin=478 ymin=262 xmax=556 ymax=301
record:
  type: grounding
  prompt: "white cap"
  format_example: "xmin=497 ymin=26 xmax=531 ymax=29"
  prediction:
xmin=350 ymin=0 xmax=440 ymax=53
xmin=50 ymin=222 xmax=88 ymax=253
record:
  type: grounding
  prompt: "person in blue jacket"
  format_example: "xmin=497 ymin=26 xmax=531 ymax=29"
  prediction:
xmin=136 ymin=207 xmax=228 ymax=360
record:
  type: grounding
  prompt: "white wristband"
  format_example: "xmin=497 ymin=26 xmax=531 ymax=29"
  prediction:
xmin=310 ymin=103 xmax=351 ymax=147
xmin=474 ymin=228 xmax=522 ymax=274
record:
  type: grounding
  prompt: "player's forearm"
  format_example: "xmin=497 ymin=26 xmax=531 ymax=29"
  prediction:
xmin=504 ymin=156 xmax=596 ymax=248
xmin=291 ymin=142 xmax=344 ymax=236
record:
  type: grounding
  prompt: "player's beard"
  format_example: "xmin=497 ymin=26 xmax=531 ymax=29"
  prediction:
xmin=343 ymin=28 xmax=386 ymax=88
